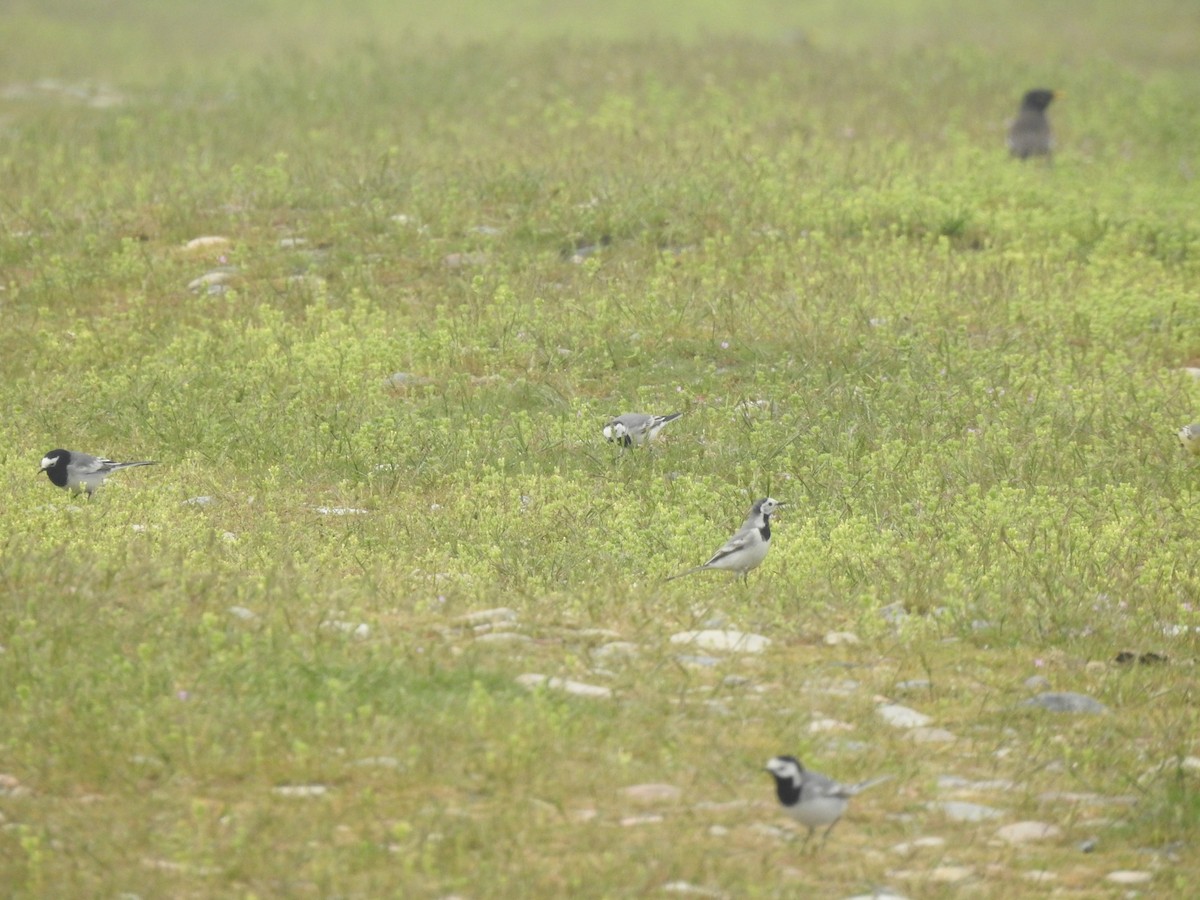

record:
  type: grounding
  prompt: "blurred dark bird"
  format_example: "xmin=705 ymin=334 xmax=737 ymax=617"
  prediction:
xmin=1007 ymin=89 xmax=1058 ymax=159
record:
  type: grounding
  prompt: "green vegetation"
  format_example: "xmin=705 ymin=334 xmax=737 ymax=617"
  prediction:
xmin=2 ymin=1 xmax=1199 ymax=895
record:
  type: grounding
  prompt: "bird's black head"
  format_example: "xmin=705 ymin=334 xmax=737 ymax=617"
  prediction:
xmin=39 ymin=449 xmax=71 ymax=487
xmin=1020 ymin=89 xmax=1057 ymax=112
xmin=765 ymin=755 xmax=805 ymax=805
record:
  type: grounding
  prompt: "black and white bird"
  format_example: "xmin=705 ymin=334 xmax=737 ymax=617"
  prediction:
xmin=603 ymin=412 xmax=683 ymax=447
xmin=1179 ymin=424 xmax=1200 ymax=456
xmin=39 ymin=449 xmax=156 ymax=496
xmin=764 ymin=755 xmax=892 ymax=846
xmin=667 ymin=497 xmax=782 ymax=581
xmin=1007 ymin=88 xmax=1058 ymax=159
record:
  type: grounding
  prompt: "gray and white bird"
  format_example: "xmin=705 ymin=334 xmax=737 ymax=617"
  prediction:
xmin=764 ymin=755 xmax=892 ymax=846
xmin=39 ymin=449 xmax=156 ymax=496
xmin=667 ymin=497 xmax=782 ymax=581
xmin=1007 ymin=88 xmax=1058 ymax=159
xmin=603 ymin=412 xmax=683 ymax=447
xmin=1179 ymin=425 xmax=1200 ymax=456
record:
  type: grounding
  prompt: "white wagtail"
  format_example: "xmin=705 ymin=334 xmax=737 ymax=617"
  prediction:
xmin=765 ymin=755 xmax=892 ymax=846
xmin=39 ymin=449 xmax=156 ymax=496
xmin=603 ymin=412 xmax=682 ymax=447
xmin=1178 ymin=425 xmax=1200 ymax=456
xmin=667 ymin=497 xmax=782 ymax=581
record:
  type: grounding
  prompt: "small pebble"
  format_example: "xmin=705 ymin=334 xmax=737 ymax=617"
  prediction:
xmin=994 ymin=821 xmax=1062 ymax=844
xmin=620 ymin=784 xmax=682 ymax=804
xmin=515 ymin=674 xmax=612 ymax=699
xmin=321 ymin=620 xmax=370 ymax=639
xmin=676 ymin=654 xmax=722 ymax=668
xmin=1022 ymin=871 xmax=1057 ymax=883
xmin=824 ymin=631 xmax=860 ymax=646
xmin=809 ymin=718 xmax=855 ymax=734
xmin=473 ymin=632 xmax=532 ymax=645
xmin=228 ymin=606 xmax=256 ymax=621
xmin=908 ymin=727 xmax=956 ymax=743
xmin=891 ymin=836 xmax=947 ymax=854
xmin=591 ymin=642 xmax=639 ymax=661
xmin=928 ymin=867 xmax=973 ymax=883
xmin=183 ymin=496 xmax=215 ymax=506
xmin=894 ymin=679 xmax=931 ymax=693
xmin=1023 ymin=675 xmax=1052 ymax=691
xmin=660 ymin=882 xmax=724 ymax=897
xmin=272 ymin=785 xmax=328 ymax=798
xmin=456 ymin=608 xmax=517 ymax=627
xmin=1105 ymin=871 xmax=1152 ymax=885
xmin=187 ymin=268 xmax=238 ymax=292
xmin=932 ymin=800 xmax=1003 ymax=822
xmin=877 ymin=703 xmax=932 ymax=728
xmin=1021 ymin=692 xmax=1107 ymax=714
xmin=669 ymin=630 xmax=771 ymax=653
xmin=184 ymin=235 xmax=230 ymax=250
xmin=619 ymin=814 xmax=663 ymax=827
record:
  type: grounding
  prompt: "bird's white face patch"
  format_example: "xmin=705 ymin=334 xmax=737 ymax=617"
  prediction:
xmin=766 ymin=757 xmax=803 ymax=783
xmin=40 ymin=454 xmax=60 ymax=470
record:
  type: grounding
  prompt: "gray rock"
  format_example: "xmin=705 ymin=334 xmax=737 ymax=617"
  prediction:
xmin=995 ymin=821 xmax=1062 ymax=844
xmin=877 ymin=703 xmax=932 ymax=728
xmin=669 ymin=630 xmax=771 ymax=653
xmin=1023 ymin=675 xmax=1052 ymax=691
xmin=515 ymin=674 xmax=612 ymax=699
xmin=1022 ymin=692 xmax=1107 ymax=714
xmin=1105 ymin=871 xmax=1152 ymax=885
xmin=932 ymin=800 xmax=1003 ymax=822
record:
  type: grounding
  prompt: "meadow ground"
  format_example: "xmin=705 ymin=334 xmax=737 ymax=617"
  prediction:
xmin=1 ymin=1 xmax=1199 ymax=896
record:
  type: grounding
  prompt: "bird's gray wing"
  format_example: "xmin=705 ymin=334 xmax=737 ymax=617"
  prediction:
xmin=74 ymin=454 xmax=113 ymax=475
xmin=703 ymin=531 xmax=751 ymax=566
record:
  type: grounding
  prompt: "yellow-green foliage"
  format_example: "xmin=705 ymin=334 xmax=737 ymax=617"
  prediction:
xmin=2 ymin=1 xmax=1199 ymax=896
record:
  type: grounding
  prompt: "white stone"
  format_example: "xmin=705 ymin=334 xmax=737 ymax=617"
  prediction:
xmin=473 ymin=632 xmax=532 ymax=645
xmin=456 ymin=608 xmax=518 ymax=627
xmin=187 ymin=269 xmax=237 ymax=291
xmin=591 ymin=641 xmax=640 ymax=661
xmin=272 ymin=784 xmax=328 ymax=798
xmin=620 ymin=783 xmax=682 ymax=804
xmin=933 ymin=801 xmax=1003 ymax=822
xmin=809 ymin=718 xmax=855 ymax=733
xmin=929 ymin=867 xmax=973 ymax=883
xmin=515 ymin=674 xmax=612 ymax=699
xmin=824 ymin=631 xmax=860 ymax=645
xmin=660 ymin=882 xmax=725 ymax=897
xmin=995 ymin=821 xmax=1062 ymax=844
xmin=619 ymin=814 xmax=662 ymax=826
xmin=877 ymin=704 xmax=932 ymax=728
xmin=669 ymin=630 xmax=771 ymax=653
xmin=321 ymin=620 xmax=370 ymax=639
xmin=891 ymin=836 xmax=947 ymax=854
xmin=313 ymin=506 xmax=368 ymax=516
xmin=1105 ymin=871 xmax=1152 ymax=885
xmin=909 ymin=727 xmax=956 ymax=743
xmin=184 ymin=236 xmax=229 ymax=250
